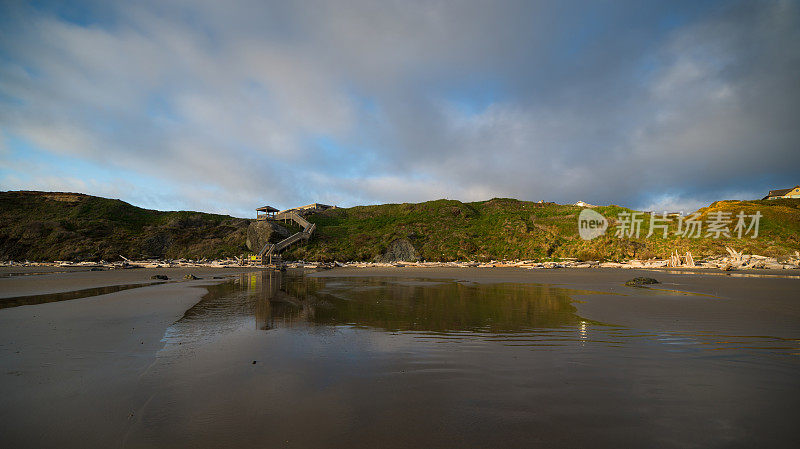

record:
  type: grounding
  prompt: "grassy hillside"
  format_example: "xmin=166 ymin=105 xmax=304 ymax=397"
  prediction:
xmin=285 ymin=198 xmax=800 ymax=262
xmin=0 ymin=191 xmax=250 ymax=261
xmin=2 ymin=191 xmax=798 ymax=262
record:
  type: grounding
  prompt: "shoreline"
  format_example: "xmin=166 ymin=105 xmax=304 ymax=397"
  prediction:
xmin=3 ymin=245 xmax=800 ymax=274
xmin=0 ymin=266 xmax=257 ymax=298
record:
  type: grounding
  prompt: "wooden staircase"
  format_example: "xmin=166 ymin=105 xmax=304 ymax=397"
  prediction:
xmin=257 ymin=211 xmax=316 ymax=265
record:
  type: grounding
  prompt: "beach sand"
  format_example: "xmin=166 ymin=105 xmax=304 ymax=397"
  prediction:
xmin=0 ymin=267 xmax=253 ymax=447
xmin=1 ymin=266 xmax=798 ymax=448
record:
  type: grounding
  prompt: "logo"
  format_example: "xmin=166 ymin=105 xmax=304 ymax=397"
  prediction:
xmin=578 ymin=209 xmax=608 ymax=240
xmin=576 ymin=209 xmax=761 ymax=240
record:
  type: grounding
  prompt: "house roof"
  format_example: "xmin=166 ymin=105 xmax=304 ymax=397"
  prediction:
xmin=762 ymin=186 xmax=799 ymax=199
xmin=256 ymin=205 xmax=279 ymax=212
xmin=768 ymin=188 xmax=792 ymax=196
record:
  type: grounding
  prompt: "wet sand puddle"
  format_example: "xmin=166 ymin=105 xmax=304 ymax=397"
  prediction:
xmin=0 ymin=281 xmax=168 ymax=309
xmin=124 ymin=271 xmax=800 ymax=448
xmin=0 ymin=270 xmax=81 ymax=278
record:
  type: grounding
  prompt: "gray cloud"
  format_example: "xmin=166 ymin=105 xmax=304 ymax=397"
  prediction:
xmin=0 ymin=0 xmax=798 ymax=216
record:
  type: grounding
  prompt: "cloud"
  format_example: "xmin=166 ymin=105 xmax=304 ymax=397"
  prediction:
xmin=1 ymin=0 xmax=798 ymax=216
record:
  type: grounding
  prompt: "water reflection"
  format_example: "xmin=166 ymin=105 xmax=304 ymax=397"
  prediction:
xmin=173 ymin=271 xmax=591 ymax=334
xmin=162 ymin=271 xmax=800 ymax=356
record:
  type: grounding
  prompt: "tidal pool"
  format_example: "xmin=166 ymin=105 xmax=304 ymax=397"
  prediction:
xmin=125 ymin=271 xmax=799 ymax=448
xmin=0 ymin=281 xmax=167 ymax=309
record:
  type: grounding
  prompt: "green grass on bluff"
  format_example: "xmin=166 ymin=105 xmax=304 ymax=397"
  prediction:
xmin=285 ymin=197 xmax=800 ymax=262
xmin=0 ymin=191 xmax=249 ymax=261
xmin=2 ymin=191 xmax=798 ymax=262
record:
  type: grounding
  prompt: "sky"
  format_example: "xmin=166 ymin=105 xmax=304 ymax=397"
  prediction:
xmin=1 ymin=0 xmax=798 ymax=218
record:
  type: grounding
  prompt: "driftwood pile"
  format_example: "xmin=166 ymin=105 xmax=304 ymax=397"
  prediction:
xmin=286 ymin=250 xmax=800 ymax=271
xmin=2 ymin=249 xmax=799 ymax=271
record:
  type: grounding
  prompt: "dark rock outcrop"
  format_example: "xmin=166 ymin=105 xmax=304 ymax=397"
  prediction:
xmin=624 ymin=277 xmax=660 ymax=287
xmin=246 ymin=220 xmax=291 ymax=252
xmin=377 ymin=238 xmax=418 ymax=263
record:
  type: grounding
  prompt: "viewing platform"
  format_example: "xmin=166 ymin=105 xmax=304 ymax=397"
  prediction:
xmin=256 ymin=205 xmax=279 ymax=220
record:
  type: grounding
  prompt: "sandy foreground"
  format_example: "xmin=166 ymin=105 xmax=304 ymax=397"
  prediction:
xmin=0 ymin=266 xmax=798 ymax=448
xmin=0 ymin=266 xmax=255 ymax=448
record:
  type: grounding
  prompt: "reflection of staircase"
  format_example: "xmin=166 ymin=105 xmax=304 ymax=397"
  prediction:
xmin=258 ymin=211 xmax=316 ymax=265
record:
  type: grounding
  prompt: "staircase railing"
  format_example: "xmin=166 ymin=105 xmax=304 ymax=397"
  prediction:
xmin=256 ymin=211 xmax=317 ymax=260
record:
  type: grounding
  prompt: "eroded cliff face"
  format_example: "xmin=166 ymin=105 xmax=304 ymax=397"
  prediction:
xmin=245 ymin=220 xmax=291 ymax=252
xmin=376 ymin=238 xmax=419 ymax=262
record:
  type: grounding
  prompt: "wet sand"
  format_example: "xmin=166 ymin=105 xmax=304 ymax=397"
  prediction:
xmin=0 ymin=267 xmax=253 ymax=447
xmin=1 ymin=266 xmax=798 ymax=448
xmin=0 ymin=266 xmax=256 ymax=298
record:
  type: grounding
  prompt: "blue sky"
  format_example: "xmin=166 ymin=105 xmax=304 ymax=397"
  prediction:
xmin=1 ymin=0 xmax=799 ymax=218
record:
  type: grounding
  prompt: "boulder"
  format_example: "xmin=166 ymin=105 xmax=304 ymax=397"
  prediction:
xmin=625 ymin=277 xmax=660 ymax=287
xmin=246 ymin=221 xmax=291 ymax=252
xmin=377 ymin=238 xmax=418 ymax=263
